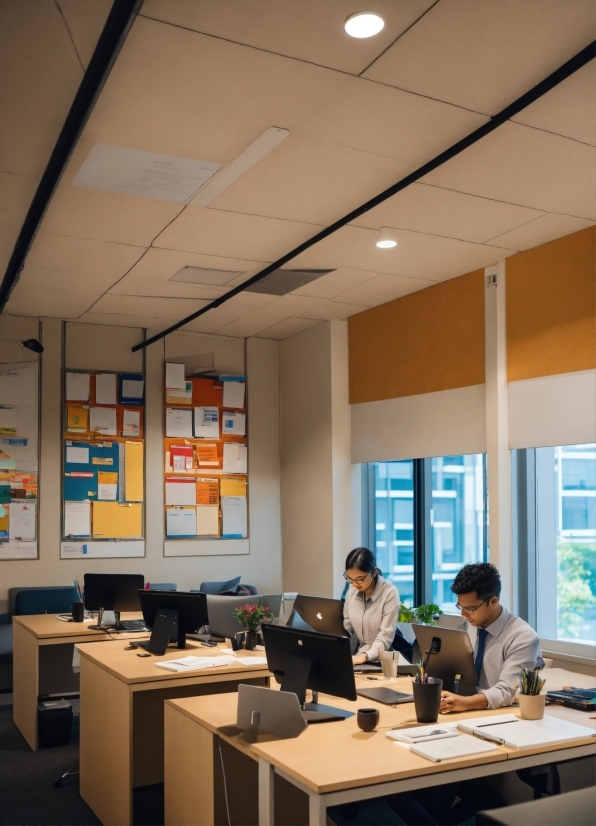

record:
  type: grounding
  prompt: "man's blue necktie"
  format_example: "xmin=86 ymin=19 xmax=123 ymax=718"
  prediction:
xmin=475 ymin=627 xmax=489 ymax=682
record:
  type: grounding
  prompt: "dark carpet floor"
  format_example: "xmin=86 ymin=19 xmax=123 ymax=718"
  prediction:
xmin=0 ymin=704 xmax=164 ymax=826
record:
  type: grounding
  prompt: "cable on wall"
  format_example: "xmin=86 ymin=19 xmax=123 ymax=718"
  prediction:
xmin=0 ymin=0 xmax=145 ymax=313
xmin=131 ymin=40 xmax=596 ymax=353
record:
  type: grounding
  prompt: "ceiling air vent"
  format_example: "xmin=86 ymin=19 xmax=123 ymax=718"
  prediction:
xmin=244 ymin=269 xmax=334 ymax=296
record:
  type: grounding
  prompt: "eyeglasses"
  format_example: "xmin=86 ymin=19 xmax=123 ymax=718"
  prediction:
xmin=343 ymin=571 xmax=372 ymax=584
xmin=455 ymin=596 xmax=492 ymax=615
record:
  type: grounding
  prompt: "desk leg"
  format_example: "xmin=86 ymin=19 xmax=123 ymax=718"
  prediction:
xmin=12 ymin=622 xmax=39 ymax=750
xmin=308 ymin=793 xmax=326 ymax=826
xmin=258 ymin=758 xmax=274 ymax=826
xmin=80 ymin=657 xmax=132 ymax=826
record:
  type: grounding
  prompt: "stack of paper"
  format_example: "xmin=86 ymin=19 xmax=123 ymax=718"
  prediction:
xmin=155 ymin=655 xmax=237 ymax=672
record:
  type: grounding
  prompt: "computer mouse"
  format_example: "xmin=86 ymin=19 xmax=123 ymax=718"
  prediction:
xmin=136 ymin=652 xmax=151 ymax=658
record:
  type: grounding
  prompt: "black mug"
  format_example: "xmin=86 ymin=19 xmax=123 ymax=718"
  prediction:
xmin=72 ymin=601 xmax=85 ymax=623
xmin=357 ymin=707 xmax=379 ymax=732
xmin=412 ymin=678 xmax=443 ymax=723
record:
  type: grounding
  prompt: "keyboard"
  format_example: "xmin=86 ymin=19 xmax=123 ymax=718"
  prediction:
xmin=117 ymin=619 xmax=148 ymax=632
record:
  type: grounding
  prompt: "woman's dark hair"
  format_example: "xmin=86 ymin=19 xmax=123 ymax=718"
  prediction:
xmin=450 ymin=563 xmax=501 ymax=600
xmin=345 ymin=547 xmax=377 ymax=575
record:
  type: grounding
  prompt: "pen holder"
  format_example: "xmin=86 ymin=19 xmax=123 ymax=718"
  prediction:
xmin=72 ymin=602 xmax=85 ymax=623
xmin=412 ymin=678 xmax=442 ymax=723
xmin=518 ymin=693 xmax=545 ymax=720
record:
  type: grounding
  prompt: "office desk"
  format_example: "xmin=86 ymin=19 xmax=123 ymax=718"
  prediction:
xmin=164 ymin=668 xmax=596 ymax=826
xmin=12 ymin=613 xmax=144 ymax=751
xmin=78 ymin=641 xmax=270 ymax=826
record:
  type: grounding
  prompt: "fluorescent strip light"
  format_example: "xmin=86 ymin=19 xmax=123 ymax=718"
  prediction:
xmin=190 ymin=127 xmax=289 ymax=207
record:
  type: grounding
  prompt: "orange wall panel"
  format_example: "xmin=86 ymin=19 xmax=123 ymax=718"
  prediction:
xmin=506 ymin=227 xmax=596 ymax=382
xmin=348 ymin=270 xmax=485 ymax=404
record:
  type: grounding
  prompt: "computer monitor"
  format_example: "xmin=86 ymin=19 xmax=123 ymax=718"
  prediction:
xmin=413 ymin=625 xmax=477 ymax=695
xmin=138 ymin=590 xmax=208 ymax=649
xmin=207 ymin=594 xmax=283 ymax=641
xmin=287 ymin=594 xmax=347 ymax=637
xmin=84 ymin=573 xmax=144 ymax=630
xmin=262 ymin=624 xmax=356 ymax=722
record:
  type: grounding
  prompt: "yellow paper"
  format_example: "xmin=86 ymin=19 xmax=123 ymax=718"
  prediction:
xmin=67 ymin=404 xmax=88 ymax=430
xmin=0 ymin=514 xmax=8 ymax=532
xmin=98 ymin=471 xmax=118 ymax=485
xmin=92 ymin=501 xmax=142 ymax=539
xmin=124 ymin=441 xmax=144 ymax=502
xmin=220 ymin=476 xmax=247 ymax=497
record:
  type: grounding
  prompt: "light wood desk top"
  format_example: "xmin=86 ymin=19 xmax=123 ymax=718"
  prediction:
xmin=77 ymin=639 xmax=270 ymax=685
xmin=12 ymin=612 xmax=143 ymax=641
xmin=167 ymin=671 xmax=596 ymax=796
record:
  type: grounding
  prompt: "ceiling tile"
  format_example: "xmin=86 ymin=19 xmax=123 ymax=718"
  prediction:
xmin=512 ymin=61 xmax=596 ymax=146
xmin=305 ymin=301 xmax=369 ymax=321
xmin=87 ymin=294 xmax=211 ymax=321
xmin=77 ymin=312 xmax=172 ymax=331
xmin=0 ymin=172 xmax=39 ymax=272
xmin=107 ymin=247 xmax=268 ymax=299
xmin=26 ymin=233 xmax=146 ymax=277
xmin=153 ymin=206 xmax=321 ymax=261
xmin=213 ymin=294 xmax=324 ymax=337
xmin=364 ymin=0 xmax=596 ymax=115
xmin=351 ymin=183 xmax=545 ymax=243
xmin=291 ymin=268 xmax=376 ymax=299
xmin=211 ymin=135 xmax=415 ymax=225
xmin=18 ymin=266 xmax=123 ymax=295
xmin=291 ymin=225 xmax=517 ymax=281
xmin=486 ymin=213 xmax=596 ymax=251
xmin=53 ymin=1 xmax=113 ymax=69
xmin=6 ymin=284 xmax=98 ymax=318
xmin=0 ymin=0 xmax=83 ymax=176
xmin=181 ymin=293 xmax=278 ymax=334
xmin=333 ymin=274 xmax=436 ymax=307
xmin=142 ymin=0 xmax=436 ymax=75
xmin=423 ymin=122 xmax=596 ymax=219
xmin=257 ymin=318 xmax=324 ymax=340
xmin=41 ymin=141 xmax=185 ymax=246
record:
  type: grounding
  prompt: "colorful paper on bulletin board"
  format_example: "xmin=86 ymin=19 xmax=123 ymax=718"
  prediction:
xmin=119 ymin=373 xmax=144 ymax=405
xmin=220 ymin=476 xmax=247 ymax=497
xmin=196 ymin=443 xmax=219 ymax=467
xmin=0 ymin=510 xmax=8 ymax=536
xmin=0 ymin=483 xmax=10 ymax=504
xmin=67 ymin=404 xmax=89 ymax=430
xmin=64 ymin=441 xmax=119 ymax=475
xmin=170 ymin=444 xmax=193 ymax=471
xmin=0 ymin=406 xmax=18 ymax=437
xmin=166 ymin=381 xmax=193 ymax=406
xmin=124 ymin=441 xmax=143 ymax=501
xmin=192 ymin=377 xmax=223 ymax=407
xmin=63 ymin=472 xmax=97 ymax=501
xmin=197 ymin=478 xmax=219 ymax=505
xmin=92 ymin=501 xmax=142 ymax=539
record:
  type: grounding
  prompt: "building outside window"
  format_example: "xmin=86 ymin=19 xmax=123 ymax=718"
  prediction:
xmin=371 ymin=454 xmax=488 ymax=611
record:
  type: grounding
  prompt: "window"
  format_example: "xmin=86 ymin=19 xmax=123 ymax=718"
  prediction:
xmin=368 ymin=454 xmax=488 ymax=611
xmin=514 ymin=444 xmax=596 ymax=649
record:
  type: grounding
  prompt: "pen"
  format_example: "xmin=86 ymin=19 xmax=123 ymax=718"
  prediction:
xmin=453 ymin=674 xmax=461 ymax=694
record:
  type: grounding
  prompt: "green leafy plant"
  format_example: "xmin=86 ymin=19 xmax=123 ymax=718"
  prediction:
xmin=233 ymin=602 xmax=275 ymax=632
xmin=398 ymin=602 xmax=443 ymax=626
xmin=556 ymin=540 xmax=596 ymax=640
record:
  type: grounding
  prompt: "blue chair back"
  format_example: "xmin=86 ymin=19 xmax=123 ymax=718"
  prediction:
xmin=13 ymin=587 xmax=79 ymax=616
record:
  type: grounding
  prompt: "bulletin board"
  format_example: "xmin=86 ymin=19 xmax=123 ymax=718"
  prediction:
xmin=60 ymin=370 xmax=145 ymax=559
xmin=0 ymin=361 xmax=39 ymax=560
xmin=162 ymin=363 xmax=248 ymax=557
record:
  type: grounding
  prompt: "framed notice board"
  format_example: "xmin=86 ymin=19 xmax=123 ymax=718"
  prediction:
xmin=163 ymin=364 xmax=248 ymax=557
xmin=60 ymin=370 xmax=145 ymax=559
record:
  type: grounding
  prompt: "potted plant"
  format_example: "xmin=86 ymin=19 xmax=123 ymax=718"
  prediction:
xmin=518 ymin=667 xmax=546 ymax=719
xmin=398 ymin=603 xmax=443 ymax=626
xmin=233 ymin=602 xmax=275 ymax=650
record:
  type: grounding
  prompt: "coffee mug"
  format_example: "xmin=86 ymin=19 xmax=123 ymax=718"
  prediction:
xmin=357 ymin=707 xmax=379 ymax=732
xmin=72 ymin=601 xmax=85 ymax=623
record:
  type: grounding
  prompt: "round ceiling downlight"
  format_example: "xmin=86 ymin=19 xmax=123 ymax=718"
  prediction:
xmin=344 ymin=12 xmax=385 ymax=38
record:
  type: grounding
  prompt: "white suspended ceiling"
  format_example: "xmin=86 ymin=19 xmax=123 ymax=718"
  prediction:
xmin=1 ymin=0 xmax=594 ymax=340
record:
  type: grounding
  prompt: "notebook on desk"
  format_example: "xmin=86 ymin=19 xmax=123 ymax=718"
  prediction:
xmin=410 ymin=734 xmax=498 ymax=763
xmin=457 ymin=713 xmax=595 ymax=749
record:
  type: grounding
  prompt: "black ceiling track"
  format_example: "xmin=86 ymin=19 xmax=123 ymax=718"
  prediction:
xmin=0 ymin=0 xmax=144 ymax=313
xmin=132 ymin=39 xmax=595 ymax=352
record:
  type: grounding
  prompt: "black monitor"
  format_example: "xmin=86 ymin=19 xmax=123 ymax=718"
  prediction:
xmin=262 ymin=624 xmax=356 ymax=722
xmin=84 ymin=573 xmax=144 ymax=630
xmin=288 ymin=594 xmax=347 ymax=637
xmin=138 ymin=590 xmax=208 ymax=649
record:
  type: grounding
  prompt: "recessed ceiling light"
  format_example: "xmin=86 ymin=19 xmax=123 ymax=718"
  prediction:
xmin=376 ymin=227 xmax=398 ymax=248
xmin=344 ymin=12 xmax=385 ymax=38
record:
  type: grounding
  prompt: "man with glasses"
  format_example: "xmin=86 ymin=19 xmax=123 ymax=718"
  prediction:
xmin=440 ymin=562 xmax=543 ymax=713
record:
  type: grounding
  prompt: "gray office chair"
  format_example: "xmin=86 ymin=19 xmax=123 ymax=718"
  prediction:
xmin=476 ymin=787 xmax=594 ymax=825
xmin=147 ymin=582 xmax=177 ymax=591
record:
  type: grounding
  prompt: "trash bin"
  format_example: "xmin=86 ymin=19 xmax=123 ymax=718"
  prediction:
xmin=38 ymin=699 xmax=73 ymax=747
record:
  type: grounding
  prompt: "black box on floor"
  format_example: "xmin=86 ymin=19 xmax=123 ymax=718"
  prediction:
xmin=38 ymin=699 xmax=73 ymax=747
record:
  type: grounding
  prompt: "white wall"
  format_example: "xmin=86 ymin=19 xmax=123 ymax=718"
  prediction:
xmin=280 ymin=321 xmax=351 ymax=598
xmin=0 ymin=315 xmax=282 ymax=612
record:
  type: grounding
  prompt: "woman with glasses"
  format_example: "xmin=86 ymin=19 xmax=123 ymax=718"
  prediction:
xmin=343 ymin=547 xmax=399 ymax=665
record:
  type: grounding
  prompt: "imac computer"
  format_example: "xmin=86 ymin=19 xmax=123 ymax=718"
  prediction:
xmin=262 ymin=624 xmax=356 ymax=722
xmin=138 ymin=590 xmax=208 ymax=649
xmin=206 ymin=594 xmax=283 ymax=641
xmin=84 ymin=573 xmax=145 ymax=631
xmin=413 ymin=625 xmax=477 ymax=694
xmin=287 ymin=594 xmax=346 ymax=637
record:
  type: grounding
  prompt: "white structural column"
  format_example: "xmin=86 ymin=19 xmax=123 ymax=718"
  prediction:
xmin=485 ymin=262 xmax=513 ymax=608
xmin=330 ymin=321 xmax=352 ymax=597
